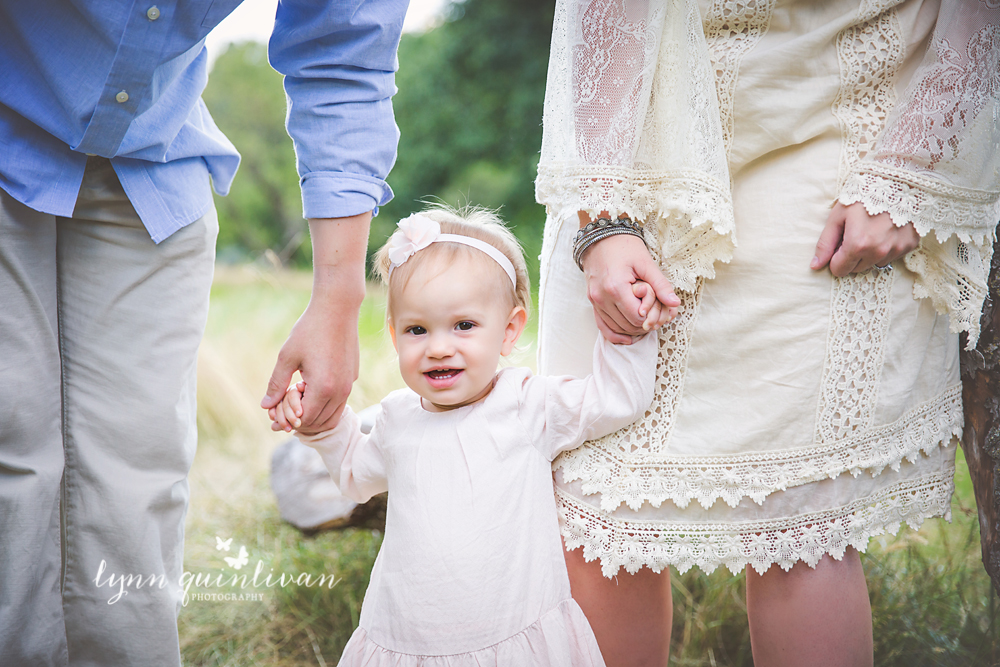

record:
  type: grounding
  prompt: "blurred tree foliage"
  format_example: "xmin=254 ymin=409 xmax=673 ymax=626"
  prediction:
xmin=203 ymin=0 xmax=555 ymax=276
xmin=203 ymin=42 xmax=305 ymax=265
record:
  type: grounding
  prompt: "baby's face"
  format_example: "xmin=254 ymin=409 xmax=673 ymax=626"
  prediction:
xmin=389 ymin=257 xmax=524 ymax=412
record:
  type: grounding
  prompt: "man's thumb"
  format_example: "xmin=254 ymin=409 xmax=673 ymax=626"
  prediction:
xmin=261 ymin=358 xmax=295 ymax=409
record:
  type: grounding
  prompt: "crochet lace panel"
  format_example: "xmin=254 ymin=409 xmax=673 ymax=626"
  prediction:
xmin=558 ymin=469 xmax=954 ymax=576
xmin=838 ymin=4 xmax=1000 ymax=348
xmin=554 ymin=384 xmax=962 ymax=512
xmin=536 ymin=0 xmax=738 ymax=292
xmin=832 ymin=0 xmax=906 ymax=191
xmin=702 ymin=0 xmax=777 ymax=158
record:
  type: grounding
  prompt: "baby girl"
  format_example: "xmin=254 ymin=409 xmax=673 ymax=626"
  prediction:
xmin=269 ymin=206 xmax=670 ymax=665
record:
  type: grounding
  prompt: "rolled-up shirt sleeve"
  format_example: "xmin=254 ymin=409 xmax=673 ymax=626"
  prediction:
xmin=269 ymin=0 xmax=407 ymax=220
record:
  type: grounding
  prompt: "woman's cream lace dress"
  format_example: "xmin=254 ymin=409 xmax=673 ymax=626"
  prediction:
xmin=535 ymin=0 xmax=999 ymax=576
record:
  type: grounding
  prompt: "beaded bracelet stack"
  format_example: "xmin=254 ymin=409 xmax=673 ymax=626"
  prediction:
xmin=572 ymin=216 xmax=647 ymax=270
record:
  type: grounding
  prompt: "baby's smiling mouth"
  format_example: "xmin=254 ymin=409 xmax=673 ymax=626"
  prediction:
xmin=423 ymin=368 xmax=464 ymax=389
xmin=424 ymin=369 xmax=462 ymax=380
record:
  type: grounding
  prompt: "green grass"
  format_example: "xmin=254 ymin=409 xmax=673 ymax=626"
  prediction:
xmin=180 ymin=266 xmax=999 ymax=666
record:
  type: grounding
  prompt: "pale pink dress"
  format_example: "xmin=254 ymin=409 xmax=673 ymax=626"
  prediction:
xmin=298 ymin=334 xmax=657 ymax=666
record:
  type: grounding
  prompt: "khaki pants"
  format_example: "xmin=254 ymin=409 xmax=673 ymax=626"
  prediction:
xmin=0 ymin=158 xmax=217 ymax=666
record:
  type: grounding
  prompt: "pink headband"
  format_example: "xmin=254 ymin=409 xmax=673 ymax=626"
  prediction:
xmin=387 ymin=214 xmax=517 ymax=288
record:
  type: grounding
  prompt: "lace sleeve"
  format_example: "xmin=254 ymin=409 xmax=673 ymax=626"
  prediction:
xmin=535 ymin=0 xmax=735 ymax=291
xmin=838 ymin=0 xmax=1000 ymax=348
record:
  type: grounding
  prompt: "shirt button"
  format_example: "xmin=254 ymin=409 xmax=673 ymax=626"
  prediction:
xmin=115 ymin=91 xmax=129 ymax=104
xmin=146 ymin=6 xmax=160 ymax=20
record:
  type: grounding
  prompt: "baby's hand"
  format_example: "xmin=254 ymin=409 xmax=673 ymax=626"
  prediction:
xmin=632 ymin=281 xmax=675 ymax=331
xmin=269 ymin=381 xmax=305 ymax=433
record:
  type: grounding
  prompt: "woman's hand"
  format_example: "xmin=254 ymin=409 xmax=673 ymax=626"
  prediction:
xmin=578 ymin=216 xmax=680 ymax=344
xmin=811 ymin=201 xmax=920 ymax=276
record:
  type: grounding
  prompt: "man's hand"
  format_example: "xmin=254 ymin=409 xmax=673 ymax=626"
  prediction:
xmin=261 ymin=213 xmax=370 ymax=435
xmin=812 ymin=201 xmax=920 ymax=277
xmin=578 ymin=212 xmax=679 ymax=344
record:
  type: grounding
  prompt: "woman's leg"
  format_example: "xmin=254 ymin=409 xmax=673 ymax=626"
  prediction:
xmin=564 ymin=545 xmax=672 ymax=667
xmin=746 ymin=547 xmax=872 ymax=667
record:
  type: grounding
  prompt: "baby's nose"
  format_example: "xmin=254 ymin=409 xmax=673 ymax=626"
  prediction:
xmin=426 ymin=333 xmax=455 ymax=357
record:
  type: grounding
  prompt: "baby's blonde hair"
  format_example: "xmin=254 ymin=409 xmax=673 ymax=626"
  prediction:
xmin=374 ymin=205 xmax=531 ymax=318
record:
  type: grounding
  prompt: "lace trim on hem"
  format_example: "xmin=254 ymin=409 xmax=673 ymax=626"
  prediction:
xmin=839 ymin=168 xmax=998 ymax=349
xmin=554 ymin=384 xmax=961 ymax=512
xmin=535 ymin=165 xmax=735 ymax=291
xmin=840 ymin=166 xmax=999 ymax=245
xmin=557 ymin=470 xmax=954 ymax=577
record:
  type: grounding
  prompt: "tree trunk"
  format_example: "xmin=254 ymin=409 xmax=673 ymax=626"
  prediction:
xmin=960 ymin=242 xmax=1000 ymax=596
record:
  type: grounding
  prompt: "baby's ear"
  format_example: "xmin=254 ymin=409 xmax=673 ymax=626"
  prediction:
xmin=387 ymin=319 xmax=398 ymax=351
xmin=501 ymin=306 xmax=528 ymax=356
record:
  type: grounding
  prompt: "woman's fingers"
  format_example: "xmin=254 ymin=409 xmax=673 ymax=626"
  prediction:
xmin=632 ymin=256 xmax=679 ymax=309
xmin=588 ymin=277 xmax=646 ymax=336
xmin=812 ymin=204 xmax=847 ymax=271
xmin=592 ymin=269 xmax=646 ymax=330
xmin=604 ymin=299 xmax=645 ymax=336
xmin=594 ymin=311 xmax=635 ymax=345
xmin=631 ymin=281 xmax=674 ymax=330
xmin=582 ymin=234 xmax=673 ymax=336
xmin=814 ymin=202 xmax=920 ymax=277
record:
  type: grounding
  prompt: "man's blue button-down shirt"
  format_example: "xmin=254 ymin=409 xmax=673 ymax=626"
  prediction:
xmin=0 ymin=0 xmax=405 ymax=243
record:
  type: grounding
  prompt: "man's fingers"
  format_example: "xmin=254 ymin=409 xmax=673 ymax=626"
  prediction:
xmin=813 ymin=207 xmax=846 ymax=270
xmin=301 ymin=398 xmax=347 ymax=435
xmin=298 ymin=374 xmax=349 ymax=431
xmin=300 ymin=389 xmax=332 ymax=428
xmin=261 ymin=354 xmax=296 ymax=409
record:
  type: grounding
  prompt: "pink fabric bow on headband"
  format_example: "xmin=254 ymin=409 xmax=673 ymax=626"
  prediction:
xmin=387 ymin=214 xmax=440 ymax=267
xmin=387 ymin=214 xmax=517 ymax=287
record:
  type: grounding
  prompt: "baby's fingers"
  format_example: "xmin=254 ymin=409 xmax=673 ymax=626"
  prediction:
xmin=272 ymin=402 xmax=290 ymax=432
xmin=632 ymin=281 xmax=657 ymax=319
xmin=287 ymin=387 xmax=304 ymax=419
xmin=643 ymin=299 xmax=672 ymax=331
xmin=655 ymin=299 xmax=676 ymax=328
xmin=281 ymin=399 xmax=300 ymax=431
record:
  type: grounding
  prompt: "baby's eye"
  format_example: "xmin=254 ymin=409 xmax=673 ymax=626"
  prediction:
xmin=406 ymin=325 xmax=427 ymax=335
xmin=456 ymin=321 xmax=475 ymax=331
